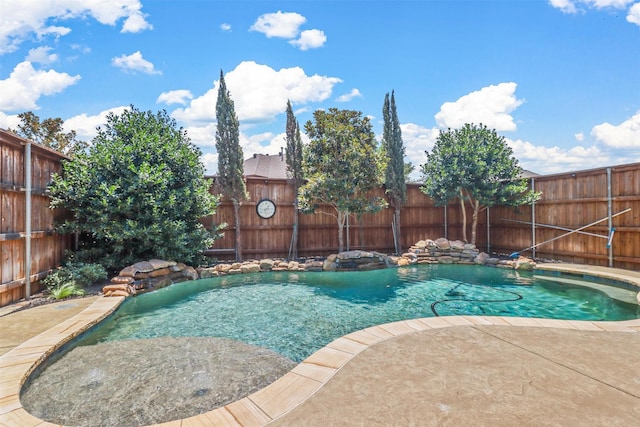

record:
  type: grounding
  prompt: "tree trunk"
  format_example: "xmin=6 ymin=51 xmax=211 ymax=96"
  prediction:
xmin=394 ymin=208 xmax=402 ymax=254
xmin=337 ymin=210 xmax=347 ymax=253
xmin=233 ymin=200 xmax=242 ymax=261
xmin=471 ymin=198 xmax=480 ymax=246
xmin=291 ymin=197 xmax=299 ymax=259
xmin=459 ymin=189 xmax=468 ymax=243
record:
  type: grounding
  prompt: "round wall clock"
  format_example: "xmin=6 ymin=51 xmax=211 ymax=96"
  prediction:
xmin=256 ymin=198 xmax=276 ymax=219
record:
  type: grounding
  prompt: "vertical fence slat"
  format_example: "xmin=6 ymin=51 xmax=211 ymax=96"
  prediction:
xmin=0 ymin=130 xmax=70 ymax=307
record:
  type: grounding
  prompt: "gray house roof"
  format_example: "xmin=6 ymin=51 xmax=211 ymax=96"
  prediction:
xmin=243 ymin=153 xmax=289 ymax=179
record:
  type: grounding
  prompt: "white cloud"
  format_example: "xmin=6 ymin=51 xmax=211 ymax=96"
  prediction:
xmin=575 ymin=132 xmax=585 ymax=141
xmin=220 ymin=23 xmax=232 ymax=31
xmin=628 ymin=2 xmax=640 ymax=24
xmin=184 ymin=123 xmax=217 ymax=148
xmin=586 ymin=0 xmax=635 ymax=9
xmin=157 ymin=90 xmax=194 ymax=106
xmin=395 ymin=118 xmax=638 ymax=180
xmin=111 ymin=51 xmax=161 ymax=74
xmin=0 ymin=112 xmax=21 ymax=130
xmin=289 ymin=29 xmax=327 ymax=50
xmin=0 ymin=61 xmax=80 ymax=111
xmin=591 ymin=111 xmax=640 ymax=148
xmin=0 ymin=0 xmax=152 ymax=54
xmin=549 ymin=0 xmax=634 ymax=12
xmin=400 ymin=123 xmax=441 ymax=179
xmin=507 ymin=138 xmax=614 ymax=174
xmin=549 ymin=0 xmax=640 ymax=25
xmin=201 ymin=152 xmax=219 ymax=176
xmin=250 ymin=11 xmax=306 ymax=38
xmin=171 ymin=61 xmax=341 ymax=125
xmin=336 ymin=88 xmax=362 ymax=103
xmin=26 ymin=46 xmax=58 ymax=64
xmin=549 ymin=0 xmax=579 ymax=13
xmin=121 ymin=10 xmax=153 ymax=33
xmin=63 ymin=106 xmax=129 ymax=141
xmin=434 ymin=82 xmax=524 ymax=131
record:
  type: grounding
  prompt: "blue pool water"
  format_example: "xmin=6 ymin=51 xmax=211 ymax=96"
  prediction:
xmin=79 ymin=264 xmax=640 ymax=362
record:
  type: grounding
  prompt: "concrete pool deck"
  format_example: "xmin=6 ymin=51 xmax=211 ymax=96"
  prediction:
xmin=1 ymin=264 xmax=639 ymax=426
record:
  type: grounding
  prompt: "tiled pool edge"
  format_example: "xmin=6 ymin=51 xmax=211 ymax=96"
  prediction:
xmin=1 ymin=264 xmax=639 ymax=427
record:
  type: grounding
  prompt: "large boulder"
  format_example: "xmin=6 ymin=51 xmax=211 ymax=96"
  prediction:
xmin=435 ymin=238 xmax=451 ymax=250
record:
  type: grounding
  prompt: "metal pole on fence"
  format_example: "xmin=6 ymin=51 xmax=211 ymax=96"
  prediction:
xmin=531 ymin=177 xmax=536 ymax=259
xmin=444 ymin=205 xmax=448 ymax=239
xmin=607 ymin=167 xmax=613 ymax=267
xmin=24 ymin=141 xmax=32 ymax=299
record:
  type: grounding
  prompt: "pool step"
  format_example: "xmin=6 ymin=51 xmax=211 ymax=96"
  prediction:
xmin=533 ymin=275 xmax=639 ymax=305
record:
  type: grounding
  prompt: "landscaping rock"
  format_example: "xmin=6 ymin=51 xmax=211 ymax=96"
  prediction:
xmin=148 ymin=259 xmax=176 ymax=270
xmin=475 ymin=252 xmax=490 ymax=265
xmin=131 ymin=261 xmax=155 ymax=273
xmin=435 ymin=237 xmax=450 ymax=250
xmin=259 ymin=259 xmax=275 ymax=271
xmin=149 ymin=267 xmax=171 ymax=278
xmin=241 ymin=263 xmax=261 ymax=274
xmin=514 ymin=258 xmax=535 ymax=270
xmin=104 ymin=259 xmax=199 ymax=298
xmin=198 ymin=268 xmax=218 ymax=279
xmin=323 ymin=259 xmax=337 ymax=271
xmin=449 ymin=240 xmax=466 ymax=251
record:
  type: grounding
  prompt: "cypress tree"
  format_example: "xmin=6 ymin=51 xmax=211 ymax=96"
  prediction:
xmin=285 ymin=100 xmax=304 ymax=259
xmin=382 ymin=90 xmax=406 ymax=254
xmin=215 ymin=70 xmax=247 ymax=261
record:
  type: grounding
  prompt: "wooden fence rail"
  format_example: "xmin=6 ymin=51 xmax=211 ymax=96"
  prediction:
xmin=2 ymin=126 xmax=639 ymax=307
xmin=206 ymin=163 xmax=640 ymax=270
xmin=1 ymin=130 xmax=70 ymax=307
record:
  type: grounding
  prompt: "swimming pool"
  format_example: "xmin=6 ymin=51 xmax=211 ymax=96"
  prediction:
xmin=78 ymin=264 xmax=640 ymax=362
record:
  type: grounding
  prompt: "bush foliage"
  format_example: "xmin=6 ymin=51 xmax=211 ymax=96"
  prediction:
xmin=49 ymin=107 xmax=222 ymax=271
xmin=42 ymin=262 xmax=106 ymax=300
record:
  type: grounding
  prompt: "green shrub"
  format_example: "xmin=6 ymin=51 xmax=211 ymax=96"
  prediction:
xmin=48 ymin=107 xmax=223 ymax=271
xmin=43 ymin=262 xmax=107 ymax=290
xmin=48 ymin=282 xmax=86 ymax=300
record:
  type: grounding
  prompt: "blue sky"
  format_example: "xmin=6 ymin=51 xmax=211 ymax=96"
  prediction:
xmin=1 ymin=0 xmax=639 ymax=179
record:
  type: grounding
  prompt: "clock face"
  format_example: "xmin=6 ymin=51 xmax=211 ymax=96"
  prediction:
xmin=256 ymin=198 xmax=276 ymax=219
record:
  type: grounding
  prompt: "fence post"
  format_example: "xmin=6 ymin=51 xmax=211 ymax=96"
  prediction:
xmin=531 ymin=177 xmax=536 ymax=259
xmin=444 ymin=205 xmax=448 ymax=239
xmin=24 ymin=141 xmax=32 ymax=299
xmin=607 ymin=167 xmax=613 ymax=267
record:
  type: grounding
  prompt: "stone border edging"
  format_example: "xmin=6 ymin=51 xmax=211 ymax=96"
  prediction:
xmin=3 ymin=264 xmax=640 ymax=426
xmin=103 ymin=238 xmax=538 ymax=299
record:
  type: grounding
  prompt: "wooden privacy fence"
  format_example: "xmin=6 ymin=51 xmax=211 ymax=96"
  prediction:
xmin=0 ymin=130 xmax=71 ymax=307
xmin=205 ymin=162 xmax=640 ymax=270
xmin=488 ymin=163 xmax=640 ymax=270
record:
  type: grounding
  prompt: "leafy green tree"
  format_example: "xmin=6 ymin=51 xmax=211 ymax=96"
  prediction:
xmin=8 ymin=111 xmax=88 ymax=155
xmin=420 ymin=123 xmax=539 ymax=245
xmin=215 ymin=70 xmax=247 ymax=261
xmin=301 ymin=108 xmax=387 ymax=253
xmin=285 ymin=100 xmax=304 ymax=259
xmin=382 ymin=91 xmax=406 ymax=254
xmin=48 ymin=107 xmax=221 ymax=271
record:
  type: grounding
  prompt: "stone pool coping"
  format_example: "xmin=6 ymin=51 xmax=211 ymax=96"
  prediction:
xmin=1 ymin=263 xmax=639 ymax=427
